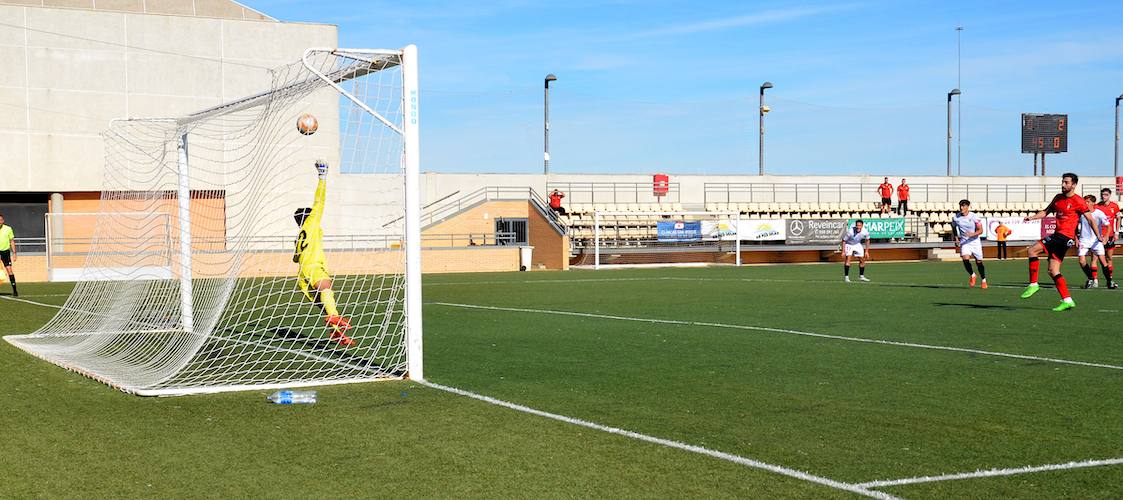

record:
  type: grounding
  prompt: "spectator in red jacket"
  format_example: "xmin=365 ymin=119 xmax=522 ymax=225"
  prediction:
xmin=549 ymin=189 xmax=567 ymax=216
xmin=896 ymin=179 xmax=910 ymax=215
xmin=877 ymin=177 xmax=893 ymax=214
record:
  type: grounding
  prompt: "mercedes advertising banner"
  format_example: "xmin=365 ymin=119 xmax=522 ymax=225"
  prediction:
xmin=785 ymin=219 xmax=847 ymax=244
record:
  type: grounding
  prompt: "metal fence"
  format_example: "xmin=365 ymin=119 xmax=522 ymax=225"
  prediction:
xmin=703 ymin=182 xmax=1117 ymax=204
xmin=547 ymin=181 xmax=681 ymax=204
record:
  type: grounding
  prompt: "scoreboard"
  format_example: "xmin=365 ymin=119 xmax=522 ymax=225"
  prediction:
xmin=1021 ymin=113 xmax=1067 ymax=154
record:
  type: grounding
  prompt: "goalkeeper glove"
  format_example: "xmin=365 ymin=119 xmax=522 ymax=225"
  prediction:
xmin=315 ymin=160 xmax=329 ymax=179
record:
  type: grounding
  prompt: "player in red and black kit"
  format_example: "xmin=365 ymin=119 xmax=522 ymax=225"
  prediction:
xmin=877 ymin=177 xmax=893 ymax=214
xmin=1019 ymin=173 xmax=1104 ymax=311
xmin=1091 ymin=187 xmax=1119 ymax=284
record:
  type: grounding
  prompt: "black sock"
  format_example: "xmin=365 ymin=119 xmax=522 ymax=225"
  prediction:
xmin=8 ymin=274 xmax=15 ymax=295
xmin=977 ymin=262 xmax=986 ymax=279
xmin=1081 ymin=264 xmax=1094 ymax=280
xmin=844 ymin=265 xmax=850 ymax=277
xmin=859 ymin=265 xmax=866 ymax=276
xmin=962 ymin=260 xmax=974 ymax=275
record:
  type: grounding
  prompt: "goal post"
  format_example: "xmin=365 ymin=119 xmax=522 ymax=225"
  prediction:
xmin=6 ymin=46 xmax=422 ymax=395
xmin=592 ymin=211 xmax=743 ymax=269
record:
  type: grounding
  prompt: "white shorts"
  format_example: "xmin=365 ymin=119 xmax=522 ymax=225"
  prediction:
xmin=844 ymin=243 xmax=864 ymax=257
xmin=959 ymin=240 xmax=983 ymax=260
xmin=1078 ymin=239 xmax=1104 ymax=257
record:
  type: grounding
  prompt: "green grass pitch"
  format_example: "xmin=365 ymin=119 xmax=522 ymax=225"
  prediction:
xmin=1 ymin=259 xmax=1121 ymax=498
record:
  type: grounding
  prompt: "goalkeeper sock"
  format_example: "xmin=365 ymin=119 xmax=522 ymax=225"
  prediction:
xmin=977 ymin=262 xmax=986 ymax=280
xmin=7 ymin=273 xmax=15 ymax=296
xmin=962 ymin=260 xmax=974 ymax=275
xmin=320 ymin=288 xmax=340 ymax=317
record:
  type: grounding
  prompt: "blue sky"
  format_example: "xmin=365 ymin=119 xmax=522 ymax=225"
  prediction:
xmin=254 ymin=0 xmax=1123 ymax=176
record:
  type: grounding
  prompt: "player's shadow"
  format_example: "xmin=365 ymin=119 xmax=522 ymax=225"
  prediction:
xmin=933 ymin=302 xmax=1022 ymax=311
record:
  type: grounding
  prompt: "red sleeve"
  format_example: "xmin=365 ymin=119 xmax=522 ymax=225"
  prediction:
xmin=1045 ymin=194 xmax=1060 ymax=214
xmin=1075 ymin=197 xmax=1089 ymax=213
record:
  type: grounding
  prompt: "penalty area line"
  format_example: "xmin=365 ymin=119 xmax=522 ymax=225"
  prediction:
xmin=430 ymin=302 xmax=1123 ymax=372
xmin=855 ymin=457 xmax=1123 ymax=488
xmin=418 ymin=379 xmax=895 ymax=499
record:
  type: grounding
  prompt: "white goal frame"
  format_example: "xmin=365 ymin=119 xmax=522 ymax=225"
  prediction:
xmin=593 ymin=211 xmax=742 ymax=269
xmin=5 ymin=46 xmax=423 ymax=395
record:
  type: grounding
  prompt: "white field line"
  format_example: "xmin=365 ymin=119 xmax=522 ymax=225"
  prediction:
xmin=428 ymin=275 xmax=1036 ymax=290
xmin=1 ymin=295 xmax=65 ymax=309
xmin=431 ymin=302 xmax=1123 ymax=371
xmin=419 ymin=380 xmax=895 ymax=499
xmin=855 ymin=457 xmax=1123 ymax=488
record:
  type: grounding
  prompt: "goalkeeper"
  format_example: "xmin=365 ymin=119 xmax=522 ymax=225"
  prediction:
xmin=294 ymin=160 xmax=353 ymax=346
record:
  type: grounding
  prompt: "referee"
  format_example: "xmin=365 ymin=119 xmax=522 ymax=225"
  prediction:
xmin=0 ymin=213 xmax=16 ymax=297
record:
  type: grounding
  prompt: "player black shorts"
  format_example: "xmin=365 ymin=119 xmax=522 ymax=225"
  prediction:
xmin=1041 ymin=233 xmax=1074 ymax=260
xmin=0 ymin=250 xmax=10 ymax=266
xmin=1106 ymin=237 xmax=1117 ymax=249
xmin=881 ymin=197 xmax=891 ymax=206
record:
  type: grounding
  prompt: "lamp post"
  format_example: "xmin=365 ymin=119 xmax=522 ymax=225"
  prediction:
xmin=544 ymin=73 xmax=557 ymax=174
xmin=1115 ymin=94 xmax=1122 ymax=180
xmin=947 ymin=88 xmax=960 ymax=176
xmin=759 ymin=82 xmax=773 ymax=175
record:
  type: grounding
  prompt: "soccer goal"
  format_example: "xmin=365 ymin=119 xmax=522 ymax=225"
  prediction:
xmin=4 ymin=47 xmax=422 ymax=396
xmin=589 ymin=211 xmax=743 ymax=269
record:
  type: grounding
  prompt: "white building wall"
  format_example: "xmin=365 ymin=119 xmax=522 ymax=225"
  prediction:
xmin=0 ymin=4 xmax=336 ymax=193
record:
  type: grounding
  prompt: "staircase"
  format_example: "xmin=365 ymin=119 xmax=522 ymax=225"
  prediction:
xmin=927 ymin=247 xmax=961 ymax=261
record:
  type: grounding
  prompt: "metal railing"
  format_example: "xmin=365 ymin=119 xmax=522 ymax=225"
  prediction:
xmin=547 ymin=181 xmax=681 ymax=204
xmin=703 ymin=182 xmax=1117 ymax=204
xmin=420 ymin=186 xmax=566 ymax=235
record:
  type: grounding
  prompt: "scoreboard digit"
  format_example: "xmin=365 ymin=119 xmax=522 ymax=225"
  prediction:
xmin=1021 ymin=113 xmax=1068 ymax=154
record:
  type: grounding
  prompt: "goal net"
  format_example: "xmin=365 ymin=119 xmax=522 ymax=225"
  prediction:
xmin=584 ymin=212 xmax=744 ymax=268
xmin=4 ymin=47 xmax=422 ymax=396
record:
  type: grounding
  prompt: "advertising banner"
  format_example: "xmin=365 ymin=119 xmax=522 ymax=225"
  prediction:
xmin=700 ymin=220 xmax=738 ymax=240
xmin=1040 ymin=216 xmax=1057 ymax=238
xmin=846 ymin=218 xmax=905 ymax=239
xmin=657 ymin=220 xmax=701 ymax=242
xmin=785 ymin=219 xmax=847 ymax=244
xmin=982 ymin=217 xmax=1041 ymax=241
xmin=738 ymin=219 xmax=786 ymax=241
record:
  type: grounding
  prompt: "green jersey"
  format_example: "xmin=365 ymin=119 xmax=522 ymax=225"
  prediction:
xmin=0 ymin=225 xmax=12 ymax=251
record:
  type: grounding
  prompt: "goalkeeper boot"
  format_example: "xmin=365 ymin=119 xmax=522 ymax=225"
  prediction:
xmin=325 ymin=315 xmax=352 ymax=331
xmin=1051 ymin=300 xmax=1076 ymax=312
xmin=1020 ymin=283 xmax=1040 ymax=299
xmin=328 ymin=325 xmax=354 ymax=346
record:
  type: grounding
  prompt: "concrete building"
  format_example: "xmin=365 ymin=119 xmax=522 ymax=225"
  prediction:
xmin=0 ymin=0 xmax=336 ymax=245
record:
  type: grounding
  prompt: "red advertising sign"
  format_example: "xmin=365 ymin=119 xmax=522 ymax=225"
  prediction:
xmin=653 ymin=173 xmax=669 ymax=197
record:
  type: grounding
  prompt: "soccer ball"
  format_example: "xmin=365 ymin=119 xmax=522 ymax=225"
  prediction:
xmin=296 ymin=113 xmax=318 ymax=135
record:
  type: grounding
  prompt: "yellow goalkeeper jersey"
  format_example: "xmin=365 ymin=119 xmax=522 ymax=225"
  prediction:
xmin=294 ymin=178 xmax=329 ymax=298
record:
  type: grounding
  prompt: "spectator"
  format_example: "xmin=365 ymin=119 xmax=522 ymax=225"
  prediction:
xmin=896 ymin=178 xmax=910 ymax=215
xmin=0 ymin=213 xmax=16 ymax=297
xmin=548 ymin=189 xmax=567 ymax=216
xmin=994 ymin=222 xmax=1012 ymax=260
xmin=877 ymin=177 xmax=893 ymax=214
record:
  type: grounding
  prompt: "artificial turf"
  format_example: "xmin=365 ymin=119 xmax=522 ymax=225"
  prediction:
xmin=2 ymin=259 xmax=1121 ymax=498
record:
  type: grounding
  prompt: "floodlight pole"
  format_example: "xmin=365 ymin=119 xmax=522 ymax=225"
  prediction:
xmin=1115 ymin=95 xmax=1121 ymax=180
xmin=947 ymin=89 xmax=960 ymax=176
xmin=544 ymin=74 xmax=557 ymax=174
xmin=759 ymin=82 xmax=772 ymax=175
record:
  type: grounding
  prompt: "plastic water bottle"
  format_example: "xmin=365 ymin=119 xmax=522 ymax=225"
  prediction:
xmin=267 ymin=390 xmax=317 ymax=404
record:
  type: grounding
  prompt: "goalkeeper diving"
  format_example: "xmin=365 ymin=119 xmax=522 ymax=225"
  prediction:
xmin=293 ymin=160 xmax=353 ymax=346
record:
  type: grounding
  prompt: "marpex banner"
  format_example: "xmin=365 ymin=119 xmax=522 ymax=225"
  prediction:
xmin=785 ymin=219 xmax=847 ymax=244
xmin=846 ymin=218 xmax=906 ymax=239
xmin=982 ymin=217 xmax=1041 ymax=241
